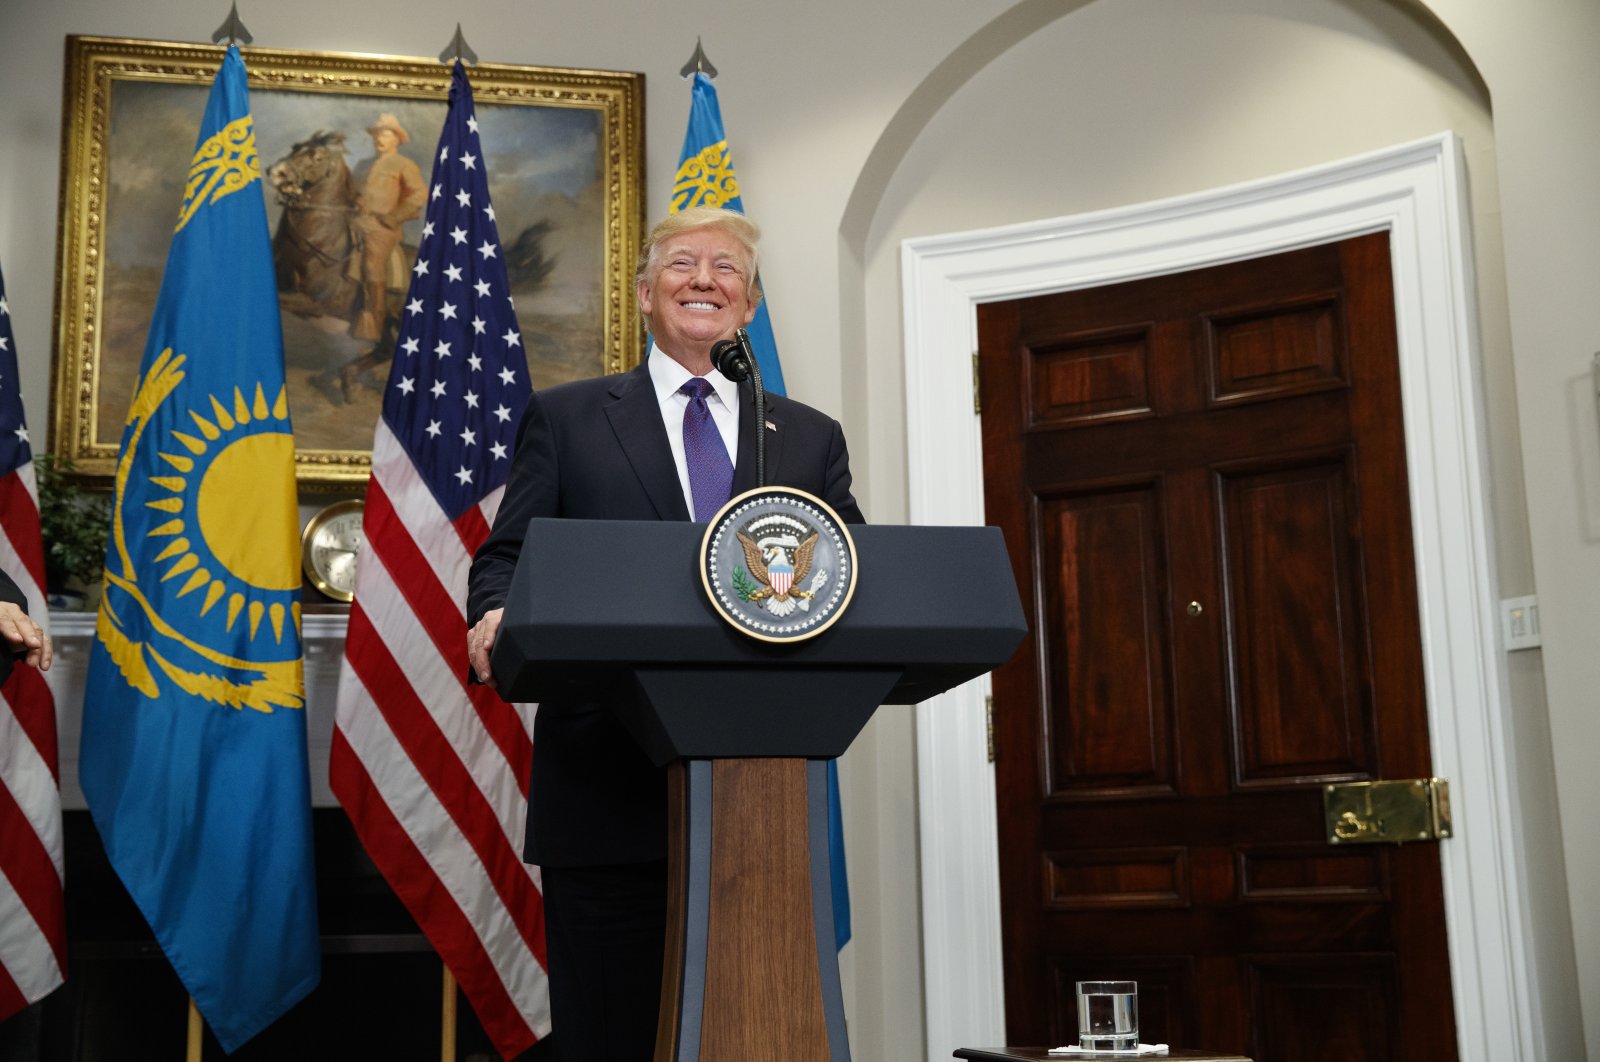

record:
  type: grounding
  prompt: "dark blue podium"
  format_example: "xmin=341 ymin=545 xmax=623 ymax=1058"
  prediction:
xmin=494 ymin=519 xmax=1026 ymax=1062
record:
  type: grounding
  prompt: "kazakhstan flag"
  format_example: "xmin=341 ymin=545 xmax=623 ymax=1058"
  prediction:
xmin=670 ymin=71 xmax=787 ymax=396
xmin=80 ymin=45 xmax=319 ymax=1051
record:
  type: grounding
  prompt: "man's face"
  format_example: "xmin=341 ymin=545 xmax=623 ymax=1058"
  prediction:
xmin=638 ymin=227 xmax=757 ymax=362
xmin=372 ymin=128 xmax=399 ymax=154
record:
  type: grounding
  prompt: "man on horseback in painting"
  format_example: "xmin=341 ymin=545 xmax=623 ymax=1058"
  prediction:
xmin=347 ymin=113 xmax=426 ymax=392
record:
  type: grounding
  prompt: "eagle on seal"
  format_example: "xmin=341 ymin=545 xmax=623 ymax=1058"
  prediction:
xmin=736 ymin=531 xmax=820 ymax=617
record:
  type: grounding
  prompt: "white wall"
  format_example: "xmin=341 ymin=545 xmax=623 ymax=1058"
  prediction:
xmin=4 ymin=0 xmax=1597 ymax=1058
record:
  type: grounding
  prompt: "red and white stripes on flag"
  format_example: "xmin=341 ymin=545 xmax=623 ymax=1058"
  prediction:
xmin=331 ymin=424 xmax=547 ymax=1057
xmin=0 ymin=461 xmax=66 ymax=1021
xmin=333 ymin=63 xmax=542 ymax=1057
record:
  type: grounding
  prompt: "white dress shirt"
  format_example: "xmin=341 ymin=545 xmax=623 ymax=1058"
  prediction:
xmin=647 ymin=344 xmax=741 ymax=519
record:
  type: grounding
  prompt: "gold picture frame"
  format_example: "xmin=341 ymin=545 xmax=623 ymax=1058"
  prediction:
xmin=51 ymin=35 xmax=645 ymax=489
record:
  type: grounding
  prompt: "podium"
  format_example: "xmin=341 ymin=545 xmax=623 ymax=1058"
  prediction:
xmin=493 ymin=518 xmax=1026 ymax=1062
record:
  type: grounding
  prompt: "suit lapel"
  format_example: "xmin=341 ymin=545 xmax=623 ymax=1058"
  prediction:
xmin=732 ymin=385 xmax=785 ymax=496
xmin=603 ymin=364 xmax=691 ymax=521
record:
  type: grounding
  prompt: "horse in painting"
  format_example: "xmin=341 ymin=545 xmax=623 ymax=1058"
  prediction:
xmin=267 ymin=131 xmax=360 ymax=320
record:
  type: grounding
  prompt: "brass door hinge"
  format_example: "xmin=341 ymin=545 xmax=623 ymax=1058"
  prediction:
xmin=973 ymin=351 xmax=982 ymax=415
xmin=1324 ymin=778 xmax=1451 ymax=845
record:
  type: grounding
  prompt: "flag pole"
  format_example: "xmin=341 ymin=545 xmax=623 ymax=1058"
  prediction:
xmin=208 ymin=2 xmax=252 ymax=45
xmin=441 ymin=965 xmax=458 ymax=1061
xmin=187 ymin=998 xmax=203 ymax=1061
xmin=679 ymin=37 xmax=718 ymax=79
xmin=438 ymin=24 xmax=478 ymax=67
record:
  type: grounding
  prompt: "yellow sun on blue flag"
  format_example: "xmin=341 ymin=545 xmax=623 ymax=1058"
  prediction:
xmin=671 ymin=71 xmax=787 ymax=396
xmin=79 ymin=45 xmax=319 ymax=1052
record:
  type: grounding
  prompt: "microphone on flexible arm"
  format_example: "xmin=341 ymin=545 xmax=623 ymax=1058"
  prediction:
xmin=710 ymin=327 xmax=765 ymax=487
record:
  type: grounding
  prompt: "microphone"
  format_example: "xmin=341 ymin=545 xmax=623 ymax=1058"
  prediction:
xmin=710 ymin=336 xmax=752 ymax=382
xmin=709 ymin=328 xmax=765 ymax=486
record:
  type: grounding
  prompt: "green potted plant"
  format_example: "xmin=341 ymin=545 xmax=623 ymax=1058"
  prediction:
xmin=33 ymin=453 xmax=112 ymax=610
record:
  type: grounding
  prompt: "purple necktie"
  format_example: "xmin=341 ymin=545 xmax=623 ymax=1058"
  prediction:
xmin=680 ymin=377 xmax=733 ymax=521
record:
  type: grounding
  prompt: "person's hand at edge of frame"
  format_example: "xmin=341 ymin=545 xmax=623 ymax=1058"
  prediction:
xmin=0 ymin=601 xmax=52 ymax=672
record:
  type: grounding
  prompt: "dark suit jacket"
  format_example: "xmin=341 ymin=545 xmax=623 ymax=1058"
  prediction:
xmin=468 ymin=361 xmax=863 ymax=867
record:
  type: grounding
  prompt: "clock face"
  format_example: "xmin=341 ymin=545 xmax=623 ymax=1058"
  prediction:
xmin=301 ymin=501 xmax=364 ymax=602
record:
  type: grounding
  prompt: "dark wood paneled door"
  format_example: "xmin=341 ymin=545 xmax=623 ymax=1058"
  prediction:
xmin=978 ymin=234 xmax=1458 ymax=1061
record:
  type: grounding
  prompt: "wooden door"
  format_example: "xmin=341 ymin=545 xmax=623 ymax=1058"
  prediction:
xmin=978 ymin=234 xmax=1458 ymax=1061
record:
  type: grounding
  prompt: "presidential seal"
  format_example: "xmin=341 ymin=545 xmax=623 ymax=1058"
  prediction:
xmin=701 ymin=487 xmax=857 ymax=643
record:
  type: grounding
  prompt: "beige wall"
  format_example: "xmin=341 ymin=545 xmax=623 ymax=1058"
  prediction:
xmin=2 ymin=0 xmax=1595 ymax=1058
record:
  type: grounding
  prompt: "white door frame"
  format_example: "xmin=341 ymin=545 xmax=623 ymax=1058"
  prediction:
xmin=901 ymin=133 xmax=1541 ymax=1062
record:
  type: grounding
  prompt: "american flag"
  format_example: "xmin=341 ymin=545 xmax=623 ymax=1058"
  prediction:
xmin=329 ymin=63 xmax=545 ymax=1058
xmin=0 ymin=261 xmax=65 ymax=1021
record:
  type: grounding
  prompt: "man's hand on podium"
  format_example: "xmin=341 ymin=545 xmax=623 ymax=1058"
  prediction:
xmin=0 ymin=600 xmax=51 ymax=671
xmin=468 ymin=606 xmax=504 ymax=688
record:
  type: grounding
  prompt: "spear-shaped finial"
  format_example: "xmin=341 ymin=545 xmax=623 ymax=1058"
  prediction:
xmin=210 ymin=1 xmax=253 ymax=46
xmin=679 ymin=37 xmax=717 ymax=79
xmin=439 ymin=23 xmax=479 ymax=66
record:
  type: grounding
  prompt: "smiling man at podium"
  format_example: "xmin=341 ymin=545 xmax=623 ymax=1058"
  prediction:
xmin=467 ymin=206 xmax=862 ymax=1062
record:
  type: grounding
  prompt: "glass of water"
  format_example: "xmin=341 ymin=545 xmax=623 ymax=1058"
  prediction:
xmin=1076 ymin=980 xmax=1138 ymax=1052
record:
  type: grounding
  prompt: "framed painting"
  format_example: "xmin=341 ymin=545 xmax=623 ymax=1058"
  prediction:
xmin=51 ymin=35 xmax=645 ymax=488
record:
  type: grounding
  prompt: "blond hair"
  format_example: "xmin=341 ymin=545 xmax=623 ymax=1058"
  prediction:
xmin=635 ymin=206 xmax=764 ymax=332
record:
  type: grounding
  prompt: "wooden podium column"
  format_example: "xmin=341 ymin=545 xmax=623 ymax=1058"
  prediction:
xmin=657 ymin=758 xmax=848 ymax=1061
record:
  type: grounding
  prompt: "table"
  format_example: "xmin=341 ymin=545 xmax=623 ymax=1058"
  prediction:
xmin=954 ymin=1050 xmax=1252 ymax=1061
